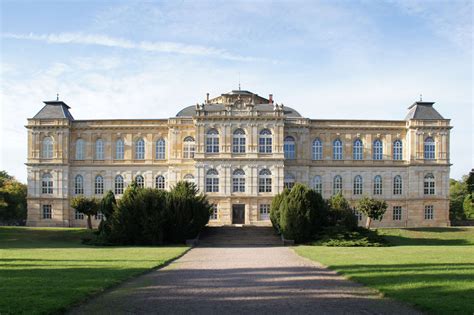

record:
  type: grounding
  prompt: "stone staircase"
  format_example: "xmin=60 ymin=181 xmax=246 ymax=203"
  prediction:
xmin=198 ymin=226 xmax=282 ymax=247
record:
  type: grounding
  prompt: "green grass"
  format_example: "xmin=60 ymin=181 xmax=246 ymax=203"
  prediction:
xmin=0 ymin=227 xmax=189 ymax=314
xmin=295 ymin=227 xmax=474 ymax=314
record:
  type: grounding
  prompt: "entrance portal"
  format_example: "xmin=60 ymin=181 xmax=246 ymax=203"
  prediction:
xmin=232 ymin=204 xmax=245 ymax=224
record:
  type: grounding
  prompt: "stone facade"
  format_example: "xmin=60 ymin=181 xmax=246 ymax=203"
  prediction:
xmin=26 ymin=90 xmax=452 ymax=228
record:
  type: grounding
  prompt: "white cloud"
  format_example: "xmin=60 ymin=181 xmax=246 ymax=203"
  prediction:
xmin=2 ymin=32 xmax=267 ymax=62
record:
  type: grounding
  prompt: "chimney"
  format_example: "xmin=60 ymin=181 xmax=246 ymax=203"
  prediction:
xmin=269 ymin=94 xmax=273 ymax=104
xmin=206 ymin=93 xmax=210 ymax=104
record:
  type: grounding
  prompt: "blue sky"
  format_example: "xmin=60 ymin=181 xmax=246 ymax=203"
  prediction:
xmin=1 ymin=0 xmax=472 ymax=182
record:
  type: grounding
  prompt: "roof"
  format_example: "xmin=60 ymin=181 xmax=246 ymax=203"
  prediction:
xmin=176 ymin=103 xmax=302 ymax=117
xmin=177 ymin=89 xmax=301 ymax=117
xmin=33 ymin=101 xmax=74 ymax=120
xmin=405 ymin=101 xmax=444 ymax=120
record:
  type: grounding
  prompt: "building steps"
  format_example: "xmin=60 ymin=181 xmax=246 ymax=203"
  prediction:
xmin=198 ymin=226 xmax=282 ymax=247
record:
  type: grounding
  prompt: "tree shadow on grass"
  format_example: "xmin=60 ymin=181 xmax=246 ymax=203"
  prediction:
xmin=328 ymin=263 xmax=474 ymax=314
xmin=382 ymin=234 xmax=471 ymax=246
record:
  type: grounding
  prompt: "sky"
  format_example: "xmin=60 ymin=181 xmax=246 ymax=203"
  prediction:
xmin=1 ymin=0 xmax=472 ymax=183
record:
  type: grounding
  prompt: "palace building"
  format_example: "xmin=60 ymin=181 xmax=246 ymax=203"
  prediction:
xmin=26 ymin=89 xmax=452 ymax=227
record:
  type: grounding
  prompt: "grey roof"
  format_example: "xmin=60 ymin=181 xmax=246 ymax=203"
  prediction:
xmin=176 ymin=104 xmax=302 ymax=117
xmin=33 ymin=101 xmax=74 ymax=120
xmin=405 ymin=102 xmax=444 ymax=120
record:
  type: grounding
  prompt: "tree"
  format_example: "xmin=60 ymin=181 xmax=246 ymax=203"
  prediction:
xmin=278 ymin=183 xmax=328 ymax=243
xmin=97 ymin=190 xmax=117 ymax=239
xmin=356 ymin=196 xmax=387 ymax=229
xmin=449 ymin=178 xmax=468 ymax=221
xmin=327 ymin=193 xmax=357 ymax=230
xmin=70 ymin=196 xmax=100 ymax=229
xmin=165 ymin=181 xmax=210 ymax=243
xmin=467 ymin=170 xmax=474 ymax=194
xmin=463 ymin=194 xmax=474 ymax=219
xmin=270 ymin=189 xmax=289 ymax=231
xmin=0 ymin=171 xmax=27 ymax=225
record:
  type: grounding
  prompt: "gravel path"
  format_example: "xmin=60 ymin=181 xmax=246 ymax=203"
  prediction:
xmin=70 ymin=246 xmax=419 ymax=314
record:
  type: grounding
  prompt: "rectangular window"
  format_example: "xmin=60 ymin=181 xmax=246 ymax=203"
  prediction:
xmin=95 ymin=212 xmax=103 ymax=220
xmin=205 ymin=178 xmax=219 ymax=192
xmin=206 ymin=138 xmax=219 ymax=153
xmin=424 ymin=205 xmax=434 ymax=220
xmin=424 ymin=181 xmax=435 ymax=195
xmin=284 ymin=144 xmax=295 ymax=159
xmin=183 ymin=143 xmax=195 ymax=159
xmin=232 ymin=137 xmax=246 ymax=153
xmin=259 ymin=204 xmax=270 ymax=220
xmin=210 ymin=204 xmax=218 ymax=220
xmin=353 ymin=209 xmax=362 ymax=221
xmin=75 ymin=210 xmax=84 ymax=220
xmin=259 ymin=178 xmax=272 ymax=193
xmin=232 ymin=178 xmax=245 ymax=193
xmin=42 ymin=205 xmax=52 ymax=219
xmin=259 ymin=138 xmax=272 ymax=153
xmin=393 ymin=206 xmax=402 ymax=221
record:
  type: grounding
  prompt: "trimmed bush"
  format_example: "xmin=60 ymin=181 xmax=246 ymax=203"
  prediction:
xmin=270 ymin=189 xmax=289 ymax=231
xmin=279 ymin=183 xmax=326 ymax=243
xmin=108 ymin=182 xmax=143 ymax=244
xmin=327 ymin=193 xmax=358 ymax=231
xmin=102 ymin=181 xmax=210 ymax=245
xmin=165 ymin=181 xmax=211 ymax=243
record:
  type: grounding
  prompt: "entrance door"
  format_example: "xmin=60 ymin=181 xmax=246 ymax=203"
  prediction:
xmin=232 ymin=204 xmax=245 ymax=224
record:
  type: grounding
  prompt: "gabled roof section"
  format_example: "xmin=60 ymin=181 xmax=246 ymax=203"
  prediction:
xmin=405 ymin=101 xmax=444 ymax=120
xmin=33 ymin=101 xmax=74 ymax=120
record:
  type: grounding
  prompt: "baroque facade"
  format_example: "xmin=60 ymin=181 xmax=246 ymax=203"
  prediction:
xmin=26 ymin=89 xmax=451 ymax=228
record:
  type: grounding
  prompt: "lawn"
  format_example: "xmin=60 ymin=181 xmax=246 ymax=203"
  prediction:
xmin=0 ymin=227 xmax=188 ymax=314
xmin=295 ymin=227 xmax=474 ymax=314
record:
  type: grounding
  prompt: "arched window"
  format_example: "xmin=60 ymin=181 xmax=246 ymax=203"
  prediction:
xmin=424 ymin=137 xmax=435 ymax=160
xmin=95 ymin=139 xmax=104 ymax=160
xmin=284 ymin=173 xmax=295 ymax=189
xmin=115 ymin=139 xmax=124 ymax=160
xmin=374 ymin=175 xmax=382 ymax=195
xmin=284 ymin=136 xmax=296 ymax=159
xmin=155 ymin=139 xmax=166 ymax=160
xmin=333 ymin=139 xmax=343 ymax=160
xmin=183 ymin=174 xmax=194 ymax=184
xmin=95 ymin=175 xmax=104 ymax=195
xmin=393 ymin=175 xmax=402 ymax=195
xmin=353 ymin=139 xmax=363 ymax=160
xmin=258 ymin=169 xmax=272 ymax=192
xmin=42 ymin=137 xmax=53 ymax=159
xmin=232 ymin=129 xmax=246 ymax=153
xmin=114 ymin=175 xmax=124 ymax=195
xmin=183 ymin=136 xmax=195 ymax=159
xmin=206 ymin=169 xmax=219 ymax=192
xmin=75 ymin=139 xmax=85 ymax=160
xmin=41 ymin=173 xmax=53 ymax=194
xmin=232 ymin=169 xmax=245 ymax=192
xmin=259 ymin=129 xmax=272 ymax=153
xmin=206 ymin=129 xmax=219 ymax=153
xmin=135 ymin=139 xmax=145 ymax=160
xmin=135 ymin=175 xmax=144 ymax=188
xmin=393 ymin=140 xmax=403 ymax=160
xmin=333 ymin=175 xmax=342 ymax=195
xmin=312 ymin=176 xmax=322 ymax=194
xmin=424 ymin=173 xmax=435 ymax=195
xmin=354 ymin=175 xmax=363 ymax=195
xmin=312 ymin=138 xmax=322 ymax=160
xmin=74 ymin=175 xmax=84 ymax=195
xmin=155 ymin=175 xmax=165 ymax=190
xmin=373 ymin=139 xmax=383 ymax=160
